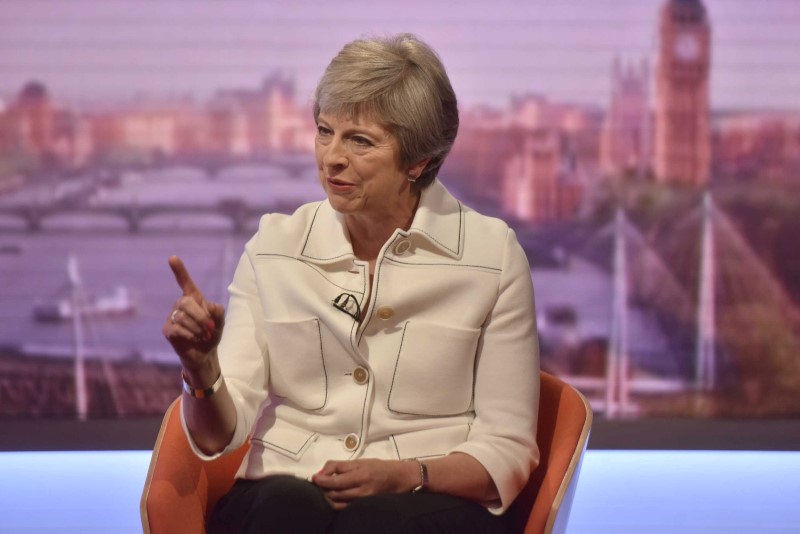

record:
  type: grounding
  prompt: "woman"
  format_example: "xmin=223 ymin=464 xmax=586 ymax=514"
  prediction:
xmin=164 ymin=33 xmax=540 ymax=534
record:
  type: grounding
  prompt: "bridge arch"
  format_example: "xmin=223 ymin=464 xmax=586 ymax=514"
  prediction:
xmin=39 ymin=212 xmax=130 ymax=232
xmin=0 ymin=213 xmax=29 ymax=231
xmin=137 ymin=212 xmax=236 ymax=232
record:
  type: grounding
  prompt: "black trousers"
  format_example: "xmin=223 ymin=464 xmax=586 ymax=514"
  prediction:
xmin=208 ymin=476 xmax=512 ymax=534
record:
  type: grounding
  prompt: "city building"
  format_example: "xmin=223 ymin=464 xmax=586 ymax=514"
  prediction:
xmin=601 ymin=57 xmax=652 ymax=179
xmin=52 ymin=111 xmax=93 ymax=168
xmin=711 ymin=112 xmax=800 ymax=183
xmin=10 ymin=81 xmax=55 ymax=158
xmin=206 ymin=97 xmax=251 ymax=156
xmin=261 ymin=71 xmax=313 ymax=153
xmin=654 ymin=0 xmax=712 ymax=185
xmin=215 ymin=71 xmax=314 ymax=155
xmin=502 ymin=127 xmax=584 ymax=223
xmin=447 ymin=105 xmax=513 ymax=204
xmin=118 ymin=110 xmax=180 ymax=156
xmin=0 ymin=100 xmax=16 ymax=157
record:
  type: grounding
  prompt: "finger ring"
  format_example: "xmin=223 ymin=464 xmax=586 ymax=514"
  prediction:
xmin=171 ymin=309 xmax=179 ymax=323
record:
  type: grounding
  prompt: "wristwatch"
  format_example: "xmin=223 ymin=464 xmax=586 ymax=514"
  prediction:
xmin=411 ymin=459 xmax=429 ymax=493
xmin=182 ymin=369 xmax=223 ymax=399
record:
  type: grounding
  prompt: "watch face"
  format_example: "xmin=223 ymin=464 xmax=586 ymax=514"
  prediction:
xmin=674 ymin=32 xmax=700 ymax=62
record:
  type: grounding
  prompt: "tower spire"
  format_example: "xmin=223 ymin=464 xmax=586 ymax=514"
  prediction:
xmin=606 ymin=208 xmax=630 ymax=417
xmin=68 ymin=254 xmax=89 ymax=420
xmin=696 ymin=192 xmax=716 ymax=390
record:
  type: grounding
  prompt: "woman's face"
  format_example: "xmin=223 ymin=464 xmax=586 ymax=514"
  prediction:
xmin=315 ymin=112 xmax=417 ymax=220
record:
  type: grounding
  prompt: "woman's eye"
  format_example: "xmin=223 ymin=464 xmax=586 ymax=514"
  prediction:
xmin=352 ymin=136 xmax=371 ymax=146
xmin=317 ymin=125 xmax=331 ymax=136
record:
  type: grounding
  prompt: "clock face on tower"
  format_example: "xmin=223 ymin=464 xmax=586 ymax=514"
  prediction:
xmin=674 ymin=32 xmax=701 ymax=62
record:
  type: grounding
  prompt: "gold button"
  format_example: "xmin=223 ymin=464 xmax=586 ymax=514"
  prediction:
xmin=393 ymin=239 xmax=411 ymax=255
xmin=344 ymin=433 xmax=359 ymax=451
xmin=353 ymin=367 xmax=369 ymax=385
xmin=376 ymin=306 xmax=394 ymax=320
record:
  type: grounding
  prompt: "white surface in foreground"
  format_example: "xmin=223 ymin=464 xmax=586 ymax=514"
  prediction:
xmin=0 ymin=450 xmax=798 ymax=533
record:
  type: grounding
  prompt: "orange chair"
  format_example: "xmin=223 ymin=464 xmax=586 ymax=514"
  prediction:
xmin=140 ymin=398 xmax=250 ymax=534
xmin=141 ymin=371 xmax=592 ymax=534
xmin=506 ymin=372 xmax=593 ymax=534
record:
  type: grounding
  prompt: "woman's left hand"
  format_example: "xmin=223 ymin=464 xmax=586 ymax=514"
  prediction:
xmin=312 ymin=459 xmax=419 ymax=509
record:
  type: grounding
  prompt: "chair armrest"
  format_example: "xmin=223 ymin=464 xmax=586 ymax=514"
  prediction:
xmin=141 ymin=397 xmax=249 ymax=534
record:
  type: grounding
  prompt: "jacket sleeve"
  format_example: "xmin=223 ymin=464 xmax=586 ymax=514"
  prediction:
xmin=181 ymin=234 xmax=271 ymax=460
xmin=450 ymin=227 xmax=540 ymax=514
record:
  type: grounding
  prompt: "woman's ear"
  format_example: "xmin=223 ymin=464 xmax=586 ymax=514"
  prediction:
xmin=407 ymin=158 xmax=431 ymax=179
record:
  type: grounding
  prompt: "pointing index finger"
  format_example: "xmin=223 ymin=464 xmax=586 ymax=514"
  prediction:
xmin=168 ymin=255 xmax=201 ymax=297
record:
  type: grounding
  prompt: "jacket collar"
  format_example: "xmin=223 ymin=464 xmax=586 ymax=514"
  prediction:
xmin=298 ymin=180 xmax=464 ymax=264
xmin=407 ymin=179 xmax=464 ymax=259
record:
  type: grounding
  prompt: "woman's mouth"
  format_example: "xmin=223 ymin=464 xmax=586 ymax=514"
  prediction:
xmin=327 ymin=177 xmax=355 ymax=191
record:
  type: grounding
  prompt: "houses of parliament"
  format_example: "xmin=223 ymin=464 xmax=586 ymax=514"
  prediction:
xmin=602 ymin=0 xmax=712 ymax=186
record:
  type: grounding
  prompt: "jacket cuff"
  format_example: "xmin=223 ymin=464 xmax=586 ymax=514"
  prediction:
xmin=179 ymin=393 xmax=249 ymax=461
xmin=450 ymin=442 xmax=536 ymax=515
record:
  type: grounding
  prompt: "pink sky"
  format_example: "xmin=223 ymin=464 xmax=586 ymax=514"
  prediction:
xmin=0 ymin=0 xmax=798 ymax=110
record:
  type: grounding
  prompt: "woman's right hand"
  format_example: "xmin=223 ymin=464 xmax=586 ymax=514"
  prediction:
xmin=162 ymin=255 xmax=225 ymax=372
xmin=164 ymin=256 xmax=236 ymax=456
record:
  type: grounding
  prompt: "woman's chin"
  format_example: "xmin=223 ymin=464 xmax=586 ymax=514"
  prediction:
xmin=326 ymin=195 xmax=362 ymax=215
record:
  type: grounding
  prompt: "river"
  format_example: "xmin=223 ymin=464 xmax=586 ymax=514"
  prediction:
xmin=0 ymin=163 xmax=323 ymax=363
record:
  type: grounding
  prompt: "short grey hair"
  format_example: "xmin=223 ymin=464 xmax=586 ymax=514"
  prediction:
xmin=313 ymin=34 xmax=459 ymax=190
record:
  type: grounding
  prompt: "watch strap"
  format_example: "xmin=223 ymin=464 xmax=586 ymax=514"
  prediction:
xmin=182 ymin=369 xmax=223 ymax=399
xmin=410 ymin=459 xmax=429 ymax=493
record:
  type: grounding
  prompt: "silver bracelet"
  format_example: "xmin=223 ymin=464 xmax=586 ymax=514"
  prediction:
xmin=181 ymin=369 xmax=223 ymax=399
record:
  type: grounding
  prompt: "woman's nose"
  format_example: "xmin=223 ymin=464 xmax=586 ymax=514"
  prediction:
xmin=322 ymin=138 xmax=348 ymax=169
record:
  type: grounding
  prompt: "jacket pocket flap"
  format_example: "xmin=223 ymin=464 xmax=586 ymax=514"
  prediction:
xmin=391 ymin=424 xmax=471 ymax=460
xmin=252 ymin=419 xmax=318 ymax=461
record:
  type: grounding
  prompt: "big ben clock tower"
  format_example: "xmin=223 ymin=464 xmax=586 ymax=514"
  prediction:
xmin=654 ymin=0 xmax=711 ymax=185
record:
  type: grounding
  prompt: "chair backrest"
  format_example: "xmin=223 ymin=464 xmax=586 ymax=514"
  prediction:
xmin=142 ymin=371 xmax=592 ymax=534
xmin=140 ymin=397 xmax=250 ymax=534
xmin=508 ymin=371 xmax=593 ymax=534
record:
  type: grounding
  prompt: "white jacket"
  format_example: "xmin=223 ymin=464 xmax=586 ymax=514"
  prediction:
xmin=182 ymin=180 xmax=540 ymax=514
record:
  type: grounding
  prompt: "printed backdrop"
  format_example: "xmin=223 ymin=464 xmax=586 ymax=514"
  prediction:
xmin=1 ymin=0 xmax=798 ymax=429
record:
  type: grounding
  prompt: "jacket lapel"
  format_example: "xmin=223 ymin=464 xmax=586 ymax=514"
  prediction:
xmin=297 ymin=201 xmax=355 ymax=264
